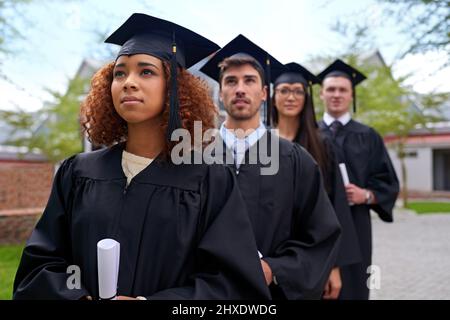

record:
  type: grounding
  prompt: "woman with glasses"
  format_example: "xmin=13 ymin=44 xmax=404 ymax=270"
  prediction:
xmin=271 ymin=63 xmax=361 ymax=300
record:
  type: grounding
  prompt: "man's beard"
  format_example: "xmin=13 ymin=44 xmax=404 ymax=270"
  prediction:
xmin=225 ymin=104 xmax=260 ymax=121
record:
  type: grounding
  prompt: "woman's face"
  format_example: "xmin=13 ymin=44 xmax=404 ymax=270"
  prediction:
xmin=274 ymin=82 xmax=306 ymax=119
xmin=111 ymin=54 xmax=166 ymax=124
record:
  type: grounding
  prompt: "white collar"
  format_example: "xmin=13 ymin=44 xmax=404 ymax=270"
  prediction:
xmin=219 ymin=121 xmax=267 ymax=151
xmin=323 ymin=112 xmax=351 ymax=126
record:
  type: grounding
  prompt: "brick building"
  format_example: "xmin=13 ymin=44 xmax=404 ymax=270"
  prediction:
xmin=0 ymin=146 xmax=53 ymax=244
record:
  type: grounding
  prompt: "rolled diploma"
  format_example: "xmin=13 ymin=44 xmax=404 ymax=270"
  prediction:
xmin=339 ymin=163 xmax=354 ymax=206
xmin=97 ymin=238 xmax=120 ymax=300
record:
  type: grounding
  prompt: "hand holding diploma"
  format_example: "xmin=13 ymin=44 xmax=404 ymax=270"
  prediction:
xmin=339 ymin=163 xmax=354 ymax=206
xmin=339 ymin=163 xmax=372 ymax=205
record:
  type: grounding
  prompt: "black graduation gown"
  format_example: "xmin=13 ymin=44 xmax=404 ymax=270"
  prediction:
xmin=13 ymin=143 xmax=271 ymax=300
xmin=214 ymin=132 xmax=342 ymax=300
xmin=320 ymin=136 xmax=362 ymax=268
xmin=319 ymin=119 xmax=399 ymax=299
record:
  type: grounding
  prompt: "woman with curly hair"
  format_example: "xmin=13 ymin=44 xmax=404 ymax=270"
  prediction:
xmin=13 ymin=13 xmax=270 ymax=300
xmin=271 ymin=63 xmax=361 ymax=299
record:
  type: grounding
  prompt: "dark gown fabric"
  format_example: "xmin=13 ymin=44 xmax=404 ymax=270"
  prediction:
xmin=213 ymin=131 xmax=342 ymax=300
xmin=13 ymin=143 xmax=271 ymax=300
xmin=321 ymin=136 xmax=362 ymax=268
xmin=319 ymin=119 xmax=399 ymax=299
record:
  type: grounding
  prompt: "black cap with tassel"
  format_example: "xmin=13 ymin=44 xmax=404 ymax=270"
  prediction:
xmin=200 ymin=34 xmax=285 ymax=129
xmin=317 ymin=59 xmax=366 ymax=113
xmin=104 ymin=13 xmax=219 ymax=138
xmin=265 ymin=54 xmax=272 ymax=127
xmin=273 ymin=62 xmax=320 ymax=123
xmin=166 ymin=34 xmax=182 ymax=139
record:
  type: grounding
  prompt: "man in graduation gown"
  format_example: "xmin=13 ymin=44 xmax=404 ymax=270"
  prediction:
xmin=317 ymin=59 xmax=400 ymax=300
xmin=200 ymin=34 xmax=342 ymax=300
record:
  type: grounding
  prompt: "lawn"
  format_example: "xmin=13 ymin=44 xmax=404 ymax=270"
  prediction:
xmin=0 ymin=244 xmax=24 ymax=300
xmin=406 ymin=201 xmax=450 ymax=214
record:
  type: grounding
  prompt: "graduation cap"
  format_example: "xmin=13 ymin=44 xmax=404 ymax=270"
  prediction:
xmin=317 ymin=59 xmax=367 ymax=113
xmin=200 ymin=34 xmax=285 ymax=127
xmin=274 ymin=62 xmax=320 ymax=108
xmin=104 ymin=13 xmax=220 ymax=139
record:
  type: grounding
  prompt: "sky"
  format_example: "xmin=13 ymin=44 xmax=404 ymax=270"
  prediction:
xmin=1 ymin=0 xmax=449 ymax=112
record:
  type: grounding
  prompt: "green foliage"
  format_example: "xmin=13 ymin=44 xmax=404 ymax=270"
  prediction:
xmin=0 ymin=244 xmax=24 ymax=300
xmin=314 ymin=21 xmax=447 ymax=138
xmin=354 ymin=61 xmax=442 ymax=138
xmin=346 ymin=56 xmax=446 ymax=207
xmin=0 ymin=0 xmax=95 ymax=163
xmin=314 ymin=51 xmax=446 ymax=138
xmin=406 ymin=201 xmax=450 ymax=214
xmin=1 ymin=76 xmax=87 ymax=163
xmin=38 ymin=77 xmax=86 ymax=162
xmin=313 ymin=20 xmax=449 ymax=207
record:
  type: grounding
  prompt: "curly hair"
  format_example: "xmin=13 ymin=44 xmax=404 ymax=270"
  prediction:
xmin=80 ymin=60 xmax=217 ymax=158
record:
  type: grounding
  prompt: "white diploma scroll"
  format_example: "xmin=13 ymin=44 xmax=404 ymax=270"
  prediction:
xmin=97 ymin=238 xmax=120 ymax=300
xmin=339 ymin=163 xmax=354 ymax=206
xmin=338 ymin=163 xmax=350 ymax=186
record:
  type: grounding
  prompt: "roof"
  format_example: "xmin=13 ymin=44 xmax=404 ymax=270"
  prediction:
xmin=385 ymin=121 xmax=450 ymax=147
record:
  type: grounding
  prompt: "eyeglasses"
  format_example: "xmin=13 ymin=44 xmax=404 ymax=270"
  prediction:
xmin=275 ymin=88 xmax=305 ymax=98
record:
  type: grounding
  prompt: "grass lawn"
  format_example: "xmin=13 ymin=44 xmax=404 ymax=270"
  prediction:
xmin=406 ymin=201 xmax=450 ymax=214
xmin=0 ymin=244 xmax=24 ymax=300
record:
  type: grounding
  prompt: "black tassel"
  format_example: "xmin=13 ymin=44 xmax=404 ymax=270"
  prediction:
xmin=352 ymin=72 xmax=357 ymax=113
xmin=167 ymin=33 xmax=182 ymax=140
xmin=309 ymin=81 xmax=318 ymax=128
xmin=308 ymin=81 xmax=314 ymax=109
xmin=265 ymin=54 xmax=271 ymax=127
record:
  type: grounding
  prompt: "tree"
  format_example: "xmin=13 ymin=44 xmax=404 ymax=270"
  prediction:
xmin=312 ymin=24 xmax=448 ymax=207
xmin=0 ymin=0 xmax=100 ymax=163
xmin=379 ymin=0 xmax=449 ymax=65
xmin=0 ymin=76 xmax=87 ymax=163
xmin=356 ymin=61 xmax=445 ymax=207
xmin=0 ymin=0 xmax=32 ymax=76
xmin=0 ymin=0 xmax=31 ymax=49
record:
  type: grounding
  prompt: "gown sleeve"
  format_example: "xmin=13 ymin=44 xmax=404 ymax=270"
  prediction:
xmin=13 ymin=156 xmax=91 ymax=300
xmin=147 ymin=164 xmax=271 ymax=300
xmin=263 ymin=144 xmax=342 ymax=299
xmin=366 ymin=130 xmax=400 ymax=222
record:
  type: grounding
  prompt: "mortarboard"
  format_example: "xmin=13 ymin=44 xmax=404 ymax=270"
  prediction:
xmin=105 ymin=13 xmax=220 ymax=138
xmin=274 ymin=62 xmax=320 ymax=108
xmin=317 ymin=59 xmax=367 ymax=113
xmin=200 ymin=34 xmax=285 ymax=126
